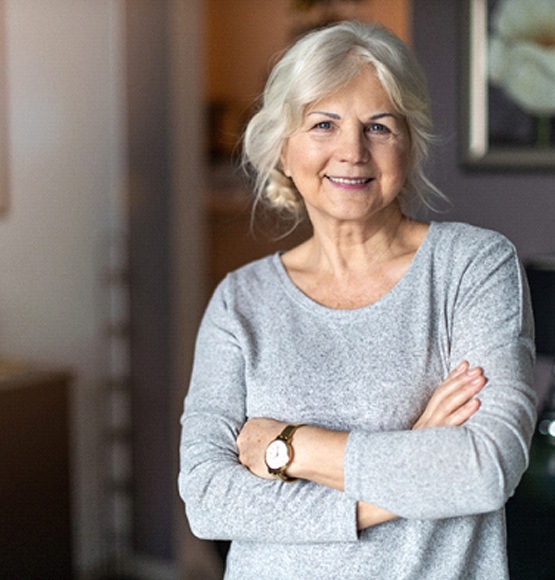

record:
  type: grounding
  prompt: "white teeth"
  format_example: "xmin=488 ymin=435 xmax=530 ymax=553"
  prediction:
xmin=327 ymin=176 xmax=371 ymax=184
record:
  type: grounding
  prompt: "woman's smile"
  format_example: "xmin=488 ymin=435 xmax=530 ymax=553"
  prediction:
xmin=325 ymin=175 xmax=374 ymax=187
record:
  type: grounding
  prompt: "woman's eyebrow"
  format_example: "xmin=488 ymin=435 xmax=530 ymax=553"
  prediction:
xmin=307 ymin=111 xmax=341 ymax=119
xmin=307 ymin=111 xmax=399 ymax=121
xmin=371 ymin=112 xmax=398 ymax=121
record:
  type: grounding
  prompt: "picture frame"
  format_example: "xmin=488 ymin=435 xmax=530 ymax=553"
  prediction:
xmin=461 ymin=0 xmax=555 ymax=169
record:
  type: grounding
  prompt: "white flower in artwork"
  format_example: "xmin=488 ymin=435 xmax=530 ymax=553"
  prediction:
xmin=488 ymin=0 xmax=555 ymax=116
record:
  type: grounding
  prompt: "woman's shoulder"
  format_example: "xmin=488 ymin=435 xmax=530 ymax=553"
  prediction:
xmin=213 ymin=253 xmax=282 ymax=300
xmin=427 ymin=221 xmax=521 ymax=286
xmin=430 ymin=221 xmax=516 ymax=255
xmin=226 ymin=253 xmax=279 ymax=282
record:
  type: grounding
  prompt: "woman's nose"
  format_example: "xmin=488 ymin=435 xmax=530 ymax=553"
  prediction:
xmin=337 ymin=128 xmax=370 ymax=164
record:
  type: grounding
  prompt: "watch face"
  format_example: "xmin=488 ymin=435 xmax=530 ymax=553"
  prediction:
xmin=265 ymin=439 xmax=289 ymax=470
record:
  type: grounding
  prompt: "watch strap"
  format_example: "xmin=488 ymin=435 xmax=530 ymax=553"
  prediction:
xmin=269 ymin=423 xmax=305 ymax=482
xmin=277 ymin=423 xmax=303 ymax=444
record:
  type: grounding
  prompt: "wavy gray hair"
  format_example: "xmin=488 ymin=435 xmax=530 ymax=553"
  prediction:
xmin=242 ymin=20 xmax=445 ymax=224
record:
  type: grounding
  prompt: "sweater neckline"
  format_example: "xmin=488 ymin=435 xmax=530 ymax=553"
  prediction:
xmin=271 ymin=221 xmax=437 ymax=319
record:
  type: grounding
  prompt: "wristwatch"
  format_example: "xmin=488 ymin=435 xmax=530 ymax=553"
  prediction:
xmin=264 ymin=423 xmax=305 ymax=481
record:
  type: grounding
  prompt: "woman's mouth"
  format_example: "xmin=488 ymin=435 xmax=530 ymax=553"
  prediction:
xmin=326 ymin=176 xmax=373 ymax=185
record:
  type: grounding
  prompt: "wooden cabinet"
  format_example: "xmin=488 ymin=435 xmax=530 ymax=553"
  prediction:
xmin=0 ymin=363 xmax=73 ymax=579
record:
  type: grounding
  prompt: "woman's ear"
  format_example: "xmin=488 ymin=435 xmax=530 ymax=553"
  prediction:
xmin=280 ymin=142 xmax=291 ymax=178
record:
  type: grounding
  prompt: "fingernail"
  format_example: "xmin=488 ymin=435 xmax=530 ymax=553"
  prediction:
xmin=467 ymin=367 xmax=480 ymax=376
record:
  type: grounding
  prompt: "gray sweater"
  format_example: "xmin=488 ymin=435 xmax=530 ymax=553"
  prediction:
xmin=179 ymin=221 xmax=537 ymax=579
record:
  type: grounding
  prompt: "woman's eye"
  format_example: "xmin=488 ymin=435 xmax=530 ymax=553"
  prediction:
xmin=367 ymin=123 xmax=389 ymax=133
xmin=313 ymin=121 xmax=333 ymax=130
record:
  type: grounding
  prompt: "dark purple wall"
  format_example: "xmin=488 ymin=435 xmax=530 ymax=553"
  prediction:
xmin=413 ymin=0 xmax=555 ymax=261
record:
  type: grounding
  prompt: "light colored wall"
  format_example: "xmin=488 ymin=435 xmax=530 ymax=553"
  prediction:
xmin=1 ymin=0 xmax=126 ymax=574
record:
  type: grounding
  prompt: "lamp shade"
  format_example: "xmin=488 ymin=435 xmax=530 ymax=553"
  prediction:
xmin=526 ymin=257 xmax=555 ymax=356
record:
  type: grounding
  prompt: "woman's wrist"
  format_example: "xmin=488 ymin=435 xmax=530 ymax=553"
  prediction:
xmin=357 ymin=501 xmax=398 ymax=530
xmin=286 ymin=425 xmax=349 ymax=491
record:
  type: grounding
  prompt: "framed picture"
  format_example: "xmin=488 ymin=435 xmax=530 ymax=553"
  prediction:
xmin=461 ymin=0 xmax=555 ymax=168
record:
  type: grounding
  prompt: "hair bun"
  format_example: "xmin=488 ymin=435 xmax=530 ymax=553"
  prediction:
xmin=265 ymin=169 xmax=302 ymax=214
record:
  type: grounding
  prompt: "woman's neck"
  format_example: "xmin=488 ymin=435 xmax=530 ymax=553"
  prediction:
xmin=281 ymin=208 xmax=429 ymax=309
xmin=300 ymin=207 xmax=410 ymax=277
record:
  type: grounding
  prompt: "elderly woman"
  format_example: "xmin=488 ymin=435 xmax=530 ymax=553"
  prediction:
xmin=179 ymin=21 xmax=536 ymax=579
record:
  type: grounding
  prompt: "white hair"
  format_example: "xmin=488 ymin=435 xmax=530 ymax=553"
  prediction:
xmin=242 ymin=20 xmax=446 ymax=224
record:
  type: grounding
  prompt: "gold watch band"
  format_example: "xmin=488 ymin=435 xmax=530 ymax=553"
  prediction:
xmin=277 ymin=423 xmax=304 ymax=443
xmin=274 ymin=423 xmax=305 ymax=482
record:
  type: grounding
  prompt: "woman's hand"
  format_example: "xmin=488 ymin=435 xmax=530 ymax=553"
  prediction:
xmin=237 ymin=417 xmax=287 ymax=479
xmin=412 ymin=361 xmax=485 ymax=430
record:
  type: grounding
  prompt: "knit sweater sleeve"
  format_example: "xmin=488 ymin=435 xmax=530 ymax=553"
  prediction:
xmin=178 ymin=279 xmax=359 ymax=543
xmin=344 ymin=232 xmax=537 ymax=519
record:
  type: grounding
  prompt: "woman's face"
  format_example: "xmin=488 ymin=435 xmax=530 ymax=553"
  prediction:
xmin=280 ymin=66 xmax=410 ymax=228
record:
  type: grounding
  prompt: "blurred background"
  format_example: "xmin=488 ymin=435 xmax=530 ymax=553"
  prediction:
xmin=0 ymin=0 xmax=554 ymax=579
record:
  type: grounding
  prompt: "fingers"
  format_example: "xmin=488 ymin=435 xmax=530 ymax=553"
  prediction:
xmin=413 ymin=361 xmax=486 ymax=430
xmin=437 ymin=367 xmax=485 ymax=415
xmin=447 ymin=360 xmax=470 ymax=379
xmin=443 ymin=397 xmax=481 ymax=427
xmin=237 ymin=418 xmax=286 ymax=478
